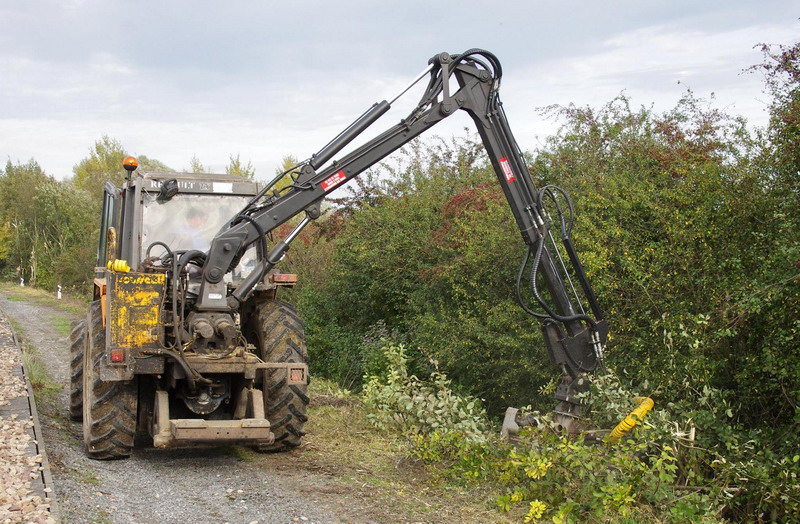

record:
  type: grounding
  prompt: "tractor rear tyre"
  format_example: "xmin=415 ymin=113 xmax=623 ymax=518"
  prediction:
xmin=82 ymin=300 xmax=138 ymax=460
xmin=69 ymin=319 xmax=86 ymax=421
xmin=253 ymin=300 xmax=309 ymax=452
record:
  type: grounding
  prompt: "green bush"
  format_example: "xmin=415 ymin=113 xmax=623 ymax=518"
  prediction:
xmin=287 ymin=41 xmax=800 ymax=521
xmin=411 ymin=425 xmax=695 ymax=522
xmin=292 ymin=136 xmax=555 ymax=412
xmin=362 ymin=342 xmax=489 ymax=441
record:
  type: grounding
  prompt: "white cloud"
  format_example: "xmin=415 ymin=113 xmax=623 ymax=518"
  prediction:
xmin=89 ymin=52 xmax=136 ymax=76
xmin=0 ymin=2 xmax=797 ymax=180
xmin=501 ymin=21 xmax=797 ymax=141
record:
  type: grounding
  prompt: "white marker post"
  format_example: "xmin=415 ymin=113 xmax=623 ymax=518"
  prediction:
xmin=57 ymin=285 xmax=62 ymax=300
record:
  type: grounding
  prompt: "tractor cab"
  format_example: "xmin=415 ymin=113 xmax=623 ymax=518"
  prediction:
xmin=98 ymin=171 xmax=261 ymax=285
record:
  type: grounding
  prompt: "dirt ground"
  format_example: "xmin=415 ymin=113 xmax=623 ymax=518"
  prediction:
xmin=0 ymin=287 xmax=506 ymax=524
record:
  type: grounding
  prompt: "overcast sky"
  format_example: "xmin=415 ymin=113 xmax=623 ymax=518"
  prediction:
xmin=1 ymin=1 xmax=797 ymax=180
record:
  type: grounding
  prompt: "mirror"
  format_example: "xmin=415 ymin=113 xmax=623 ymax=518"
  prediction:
xmin=157 ymin=179 xmax=179 ymax=202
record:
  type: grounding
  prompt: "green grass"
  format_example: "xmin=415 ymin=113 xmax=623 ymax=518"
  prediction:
xmin=21 ymin=350 xmax=62 ymax=397
xmin=223 ymin=445 xmax=258 ymax=462
xmin=0 ymin=281 xmax=87 ymax=316
xmin=53 ymin=316 xmax=72 ymax=336
xmin=69 ymin=469 xmax=101 ymax=485
xmin=290 ymin=377 xmax=513 ymax=523
xmin=91 ymin=511 xmax=113 ymax=524
xmin=9 ymin=316 xmax=63 ymax=400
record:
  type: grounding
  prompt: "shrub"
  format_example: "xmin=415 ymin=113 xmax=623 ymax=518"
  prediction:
xmin=362 ymin=342 xmax=489 ymax=441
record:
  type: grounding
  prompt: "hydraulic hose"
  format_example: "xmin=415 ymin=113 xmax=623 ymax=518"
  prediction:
xmin=606 ymin=396 xmax=655 ymax=444
xmin=160 ymin=249 xmax=212 ymax=390
xmin=176 ymin=249 xmax=207 ymax=273
xmin=145 ymin=241 xmax=173 ymax=260
xmin=539 ymin=185 xmax=574 ymax=238
xmin=237 ymin=160 xmax=309 ymax=217
xmin=515 ymin=246 xmax=549 ymax=319
xmin=529 ymin=227 xmax=597 ymax=329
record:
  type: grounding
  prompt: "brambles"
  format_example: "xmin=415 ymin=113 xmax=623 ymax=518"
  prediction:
xmin=362 ymin=342 xmax=488 ymax=441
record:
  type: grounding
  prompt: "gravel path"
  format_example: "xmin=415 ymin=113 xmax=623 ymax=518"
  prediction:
xmin=0 ymin=293 xmax=354 ymax=524
xmin=0 ymin=312 xmax=55 ymax=523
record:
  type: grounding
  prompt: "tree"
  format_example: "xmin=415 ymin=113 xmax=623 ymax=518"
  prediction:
xmin=139 ymin=155 xmax=173 ymax=173
xmin=0 ymin=222 xmax=9 ymax=262
xmin=1 ymin=135 xmax=173 ymax=289
xmin=225 ymin=153 xmax=255 ymax=179
xmin=750 ymin=41 xmax=800 ymax=189
xmin=30 ymin=179 xmax=96 ymax=290
xmin=0 ymin=159 xmax=96 ymax=290
xmin=73 ymin=135 xmax=173 ymax=199
xmin=276 ymin=154 xmax=298 ymax=179
xmin=0 ymin=159 xmax=51 ymax=283
xmin=187 ymin=155 xmax=207 ymax=173
xmin=267 ymin=154 xmax=301 ymax=194
xmin=288 ymin=136 xmax=547 ymax=407
xmin=72 ymin=135 xmax=127 ymax=199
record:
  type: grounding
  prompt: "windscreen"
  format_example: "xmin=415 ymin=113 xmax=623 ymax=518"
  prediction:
xmin=140 ymin=193 xmax=257 ymax=281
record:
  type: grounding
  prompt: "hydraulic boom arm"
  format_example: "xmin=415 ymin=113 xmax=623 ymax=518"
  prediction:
xmin=196 ymin=49 xmax=607 ymax=428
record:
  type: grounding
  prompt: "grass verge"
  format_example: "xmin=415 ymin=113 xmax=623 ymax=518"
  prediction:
xmin=272 ymin=377 xmax=512 ymax=523
xmin=0 ymin=281 xmax=87 ymax=316
xmin=8 ymin=316 xmax=62 ymax=401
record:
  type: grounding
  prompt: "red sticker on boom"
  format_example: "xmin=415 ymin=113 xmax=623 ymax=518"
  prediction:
xmin=321 ymin=170 xmax=347 ymax=192
xmin=499 ymin=157 xmax=516 ymax=182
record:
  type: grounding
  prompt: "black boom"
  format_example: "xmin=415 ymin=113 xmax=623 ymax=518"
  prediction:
xmin=195 ymin=49 xmax=607 ymax=425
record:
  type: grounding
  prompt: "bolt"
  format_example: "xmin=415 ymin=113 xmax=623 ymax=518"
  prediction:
xmin=223 ymin=243 xmax=232 ymax=252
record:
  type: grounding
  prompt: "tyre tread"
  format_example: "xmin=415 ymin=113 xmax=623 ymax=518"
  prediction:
xmin=82 ymin=301 xmax=137 ymax=460
xmin=253 ymin=300 xmax=309 ymax=452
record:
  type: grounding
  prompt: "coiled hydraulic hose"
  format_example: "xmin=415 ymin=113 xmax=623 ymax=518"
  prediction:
xmin=606 ymin=396 xmax=654 ymax=444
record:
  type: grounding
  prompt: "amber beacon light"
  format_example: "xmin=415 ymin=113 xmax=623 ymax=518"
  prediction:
xmin=122 ymin=156 xmax=139 ymax=172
